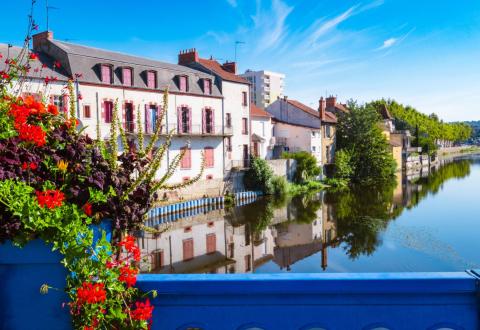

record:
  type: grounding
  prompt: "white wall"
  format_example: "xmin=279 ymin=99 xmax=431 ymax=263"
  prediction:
xmin=274 ymin=122 xmax=322 ymax=164
xmin=251 ymin=116 xmax=274 ymax=159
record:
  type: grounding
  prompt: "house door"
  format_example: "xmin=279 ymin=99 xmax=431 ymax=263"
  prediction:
xmin=253 ymin=142 xmax=259 ymax=157
xmin=243 ymin=145 xmax=249 ymax=167
xmin=125 ymin=103 xmax=134 ymax=132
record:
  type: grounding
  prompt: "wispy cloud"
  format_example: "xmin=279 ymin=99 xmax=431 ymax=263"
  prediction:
xmin=251 ymin=0 xmax=293 ymax=53
xmin=307 ymin=6 xmax=357 ymax=46
xmin=376 ymin=27 xmax=416 ymax=51
xmin=226 ymin=0 xmax=237 ymax=7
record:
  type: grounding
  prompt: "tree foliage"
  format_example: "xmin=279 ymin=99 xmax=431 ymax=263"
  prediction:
xmin=335 ymin=101 xmax=397 ymax=185
xmin=244 ymin=157 xmax=274 ymax=194
xmin=368 ymin=99 xmax=472 ymax=153
xmin=282 ymin=151 xmax=321 ymax=183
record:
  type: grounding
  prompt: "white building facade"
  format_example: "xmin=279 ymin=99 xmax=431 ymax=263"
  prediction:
xmin=250 ymin=104 xmax=274 ymax=159
xmin=266 ymin=98 xmax=322 ymax=164
xmin=240 ymin=70 xmax=285 ymax=109
xmin=2 ymin=31 xmax=250 ymax=195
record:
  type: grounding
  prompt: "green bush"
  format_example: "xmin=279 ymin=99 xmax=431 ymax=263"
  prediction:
xmin=271 ymin=175 xmax=288 ymax=196
xmin=333 ymin=149 xmax=354 ymax=180
xmin=282 ymin=151 xmax=321 ymax=183
xmin=244 ymin=157 xmax=274 ymax=194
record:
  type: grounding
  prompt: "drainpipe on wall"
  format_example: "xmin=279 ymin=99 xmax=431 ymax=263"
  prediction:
xmin=75 ymin=80 xmax=80 ymax=118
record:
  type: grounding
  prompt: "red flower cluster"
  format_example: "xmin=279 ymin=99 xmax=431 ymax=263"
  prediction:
xmin=36 ymin=189 xmax=65 ymax=209
xmin=118 ymin=235 xmax=141 ymax=262
xmin=0 ymin=71 xmax=9 ymax=79
xmin=44 ymin=76 xmax=58 ymax=85
xmin=29 ymin=53 xmax=38 ymax=60
xmin=119 ymin=265 xmax=138 ymax=287
xmin=82 ymin=202 xmax=92 ymax=216
xmin=76 ymin=282 xmax=106 ymax=305
xmin=22 ymin=162 xmax=38 ymax=170
xmin=8 ymin=96 xmax=59 ymax=146
xmin=130 ymin=299 xmax=154 ymax=321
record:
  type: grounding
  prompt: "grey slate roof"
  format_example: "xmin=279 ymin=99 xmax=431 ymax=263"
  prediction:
xmin=0 ymin=43 xmax=69 ymax=81
xmin=13 ymin=37 xmax=222 ymax=97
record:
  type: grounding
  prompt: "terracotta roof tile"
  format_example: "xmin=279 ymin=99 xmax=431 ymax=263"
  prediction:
xmin=286 ymin=99 xmax=319 ymax=117
xmin=323 ymin=111 xmax=338 ymax=124
xmin=198 ymin=58 xmax=249 ymax=84
xmin=250 ymin=103 xmax=271 ymax=118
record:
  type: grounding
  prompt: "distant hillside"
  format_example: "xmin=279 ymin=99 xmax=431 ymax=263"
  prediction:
xmin=464 ymin=121 xmax=480 ymax=137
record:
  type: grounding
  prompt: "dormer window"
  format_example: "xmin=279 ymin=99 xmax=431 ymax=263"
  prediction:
xmin=203 ymin=78 xmax=212 ymax=95
xmin=122 ymin=67 xmax=133 ymax=86
xmin=146 ymin=71 xmax=157 ymax=89
xmin=178 ymin=75 xmax=188 ymax=92
xmin=101 ymin=64 xmax=112 ymax=84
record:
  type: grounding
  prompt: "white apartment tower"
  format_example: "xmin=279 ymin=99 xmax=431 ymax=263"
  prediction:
xmin=240 ymin=70 xmax=285 ymax=109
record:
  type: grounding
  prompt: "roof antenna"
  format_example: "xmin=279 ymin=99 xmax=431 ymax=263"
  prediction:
xmin=46 ymin=0 xmax=59 ymax=31
xmin=234 ymin=41 xmax=245 ymax=62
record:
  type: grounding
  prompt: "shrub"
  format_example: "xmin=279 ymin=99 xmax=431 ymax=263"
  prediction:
xmin=333 ymin=149 xmax=354 ymax=180
xmin=244 ymin=157 xmax=274 ymax=194
xmin=271 ymin=175 xmax=288 ymax=196
xmin=282 ymin=151 xmax=321 ymax=183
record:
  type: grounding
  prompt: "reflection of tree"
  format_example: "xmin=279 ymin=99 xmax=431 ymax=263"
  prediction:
xmin=409 ymin=159 xmax=472 ymax=208
xmin=325 ymin=158 xmax=474 ymax=260
xmin=325 ymin=181 xmax=398 ymax=259
xmin=289 ymin=194 xmax=322 ymax=224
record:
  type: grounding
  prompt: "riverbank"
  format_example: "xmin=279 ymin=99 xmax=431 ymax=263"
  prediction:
xmin=437 ymin=146 xmax=480 ymax=160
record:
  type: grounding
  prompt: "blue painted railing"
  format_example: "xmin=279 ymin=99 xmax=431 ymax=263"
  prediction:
xmin=137 ymin=271 xmax=480 ymax=330
xmin=146 ymin=191 xmax=262 ymax=226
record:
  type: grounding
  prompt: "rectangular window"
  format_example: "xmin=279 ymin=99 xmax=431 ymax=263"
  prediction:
xmin=122 ymin=68 xmax=132 ymax=86
xmin=180 ymin=147 xmax=191 ymax=169
xmin=179 ymin=75 xmax=188 ymax=92
xmin=147 ymin=71 xmax=156 ymax=89
xmin=203 ymin=79 xmax=211 ymax=95
xmin=104 ymin=101 xmax=113 ymax=123
xmin=226 ymin=137 xmax=232 ymax=152
xmin=204 ymin=147 xmax=214 ymax=168
xmin=326 ymin=125 xmax=332 ymax=138
xmin=242 ymin=118 xmax=248 ymax=135
xmin=242 ymin=91 xmax=248 ymax=106
xmin=226 ymin=113 xmax=232 ymax=127
xmin=312 ymin=146 xmax=316 ymax=152
xmin=206 ymin=234 xmax=216 ymax=254
xmin=151 ymin=250 xmax=164 ymax=269
xmin=53 ymin=95 xmax=64 ymax=111
xmin=101 ymin=65 xmax=112 ymax=84
xmin=182 ymin=238 xmax=194 ymax=261
xmin=83 ymin=105 xmax=91 ymax=118
xmin=245 ymin=255 xmax=252 ymax=272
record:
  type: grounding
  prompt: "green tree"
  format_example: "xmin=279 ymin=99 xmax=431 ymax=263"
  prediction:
xmin=244 ymin=157 xmax=274 ymax=194
xmin=282 ymin=151 xmax=321 ymax=183
xmin=336 ymin=101 xmax=397 ymax=184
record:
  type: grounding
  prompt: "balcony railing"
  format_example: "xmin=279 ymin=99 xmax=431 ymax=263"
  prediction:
xmin=275 ymin=137 xmax=287 ymax=146
xmin=134 ymin=124 xmax=233 ymax=137
xmin=230 ymin=158 xmax=251 ymax=169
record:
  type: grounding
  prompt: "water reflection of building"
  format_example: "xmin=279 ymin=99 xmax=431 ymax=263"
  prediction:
xmin=138 ymin=208 xmax=276 ymax=274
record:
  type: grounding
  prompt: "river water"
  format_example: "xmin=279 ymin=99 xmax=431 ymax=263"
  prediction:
xmin=138 ymin=155 xmax=480 ymax=274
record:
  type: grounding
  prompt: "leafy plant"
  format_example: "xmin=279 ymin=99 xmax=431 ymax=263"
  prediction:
xmin=282 ymin=151 xmax=321 ymax=184
xmin=244 ymin=156 xmax=274 ymax=194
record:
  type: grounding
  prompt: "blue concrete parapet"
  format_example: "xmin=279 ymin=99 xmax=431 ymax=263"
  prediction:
xmin=137 ymin=272 xmax=480 ymax=330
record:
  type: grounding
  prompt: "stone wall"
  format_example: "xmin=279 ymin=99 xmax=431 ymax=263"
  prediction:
xmin=266 ymin=159 xmax=297 ymax=181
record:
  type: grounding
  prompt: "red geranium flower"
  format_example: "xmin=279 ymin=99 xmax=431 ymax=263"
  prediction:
xmin=130 ymin=299 xmax=154 ymax=321
xmin=53 ymin=60 xmax=61 ymax=68
xmin=17 ymin=124 xmax=46 ymax=146
xmin=29 ymin=53 xmax=38 ymax=60
xmin=119 ymin=265 xmax=138 ymax=287
xmin=47 ymin=104 xmax=59 ymax=115
xmin=0 ymin=71 xmax=9 ymax=79
xmin=76 ymin=282 xmax=106 ymax=305
xmin=36 ymin=189 xmax=65 ymax=209
xmin=82 ymin=202 xmax=92 ymax=216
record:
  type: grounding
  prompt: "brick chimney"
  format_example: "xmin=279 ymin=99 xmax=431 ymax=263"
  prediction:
xmin=222 ymin=61 xmax=237 ymax=74
xmin=319 ymin=97 xmax=326 ymax=120
xmin=32 ymin=31 xmax=53 ymax=51
xmin=178 ymin=48 xmax=199 ymax=65
xmin=326 ymin=96 xmax=336 ymax=108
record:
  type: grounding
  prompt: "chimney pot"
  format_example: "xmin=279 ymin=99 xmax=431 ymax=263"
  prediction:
xmin=319 ymin=97 xmax=326 ymax=121
xmin=32 ymin=31 xmax=53 ymax=51
xmin=178 ymin=48 xmax=199 ymax=65
xmin=326 ymin=96 xmax=337 ymax=108
xmin=222 ymin=61 xmax=237 ymax=74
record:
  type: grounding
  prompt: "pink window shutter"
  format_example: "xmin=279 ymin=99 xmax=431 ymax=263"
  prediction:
xmin=62 ymin=95 xmax=68 ymax=114
xmin=177 ymin=108 xmax=182 ymax=133
xmin=131 ymin=104 xmax=135 ymax=131
xmin=188 ymin=108 xmax=192 ymax=133
xmin=145 ymin=105 xmax=150 ymax=133
xmin=211 ymin=109 xmax=215 ymax=134
xmin=202 ymin=109 xmax=206 ymax=134
xmin=186 ymin=148 xmax=191 ymax=168
xmin=205 ymin=148 xmax=214 ymax=168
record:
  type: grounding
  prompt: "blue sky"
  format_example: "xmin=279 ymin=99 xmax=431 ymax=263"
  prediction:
xmin=1 ymin=0 xmax=480 ymax=121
